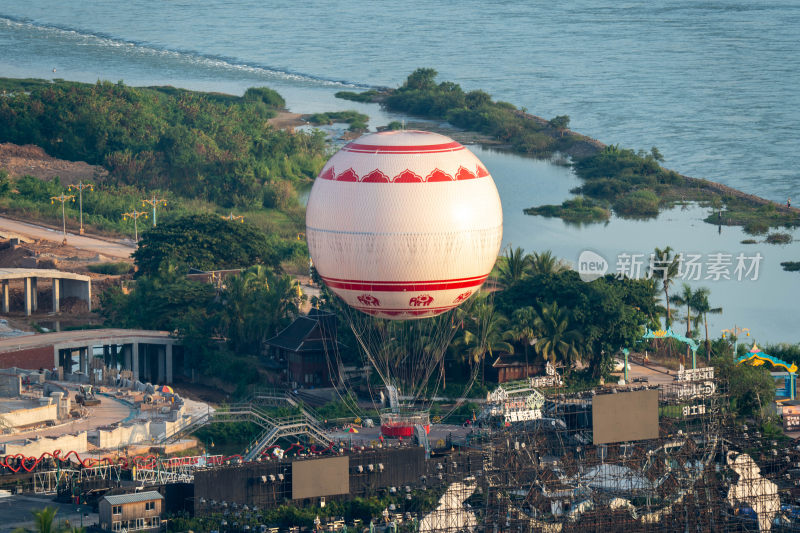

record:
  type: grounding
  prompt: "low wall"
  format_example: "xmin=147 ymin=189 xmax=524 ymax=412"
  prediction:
xmin=0 ymin=403 xmax=57 ymax=428
xmin=1 ymin=432 xmax=87 ymax=456
xmin=89 ymin=421 xmax=151 ymax=449
xmin=0 ymin=346 xmax=54 ymax=370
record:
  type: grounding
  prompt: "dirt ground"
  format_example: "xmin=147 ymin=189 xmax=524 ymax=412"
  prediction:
xmin=0 ymin=142 xmax=108 ymax=182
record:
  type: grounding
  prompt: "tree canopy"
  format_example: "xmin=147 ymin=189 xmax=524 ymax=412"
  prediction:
xmin=0 ymin=78 xmax=327 ymax=208
xmin=132 ymin=214 xmax=303 ymax=275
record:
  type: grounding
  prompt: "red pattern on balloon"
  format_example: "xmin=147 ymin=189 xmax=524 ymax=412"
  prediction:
xmin=426 ymin=169 xmax=454 ymax=182
xmin=336 ymin=168 xmax=359 ymax=182
xmin=319 ymin=166 xmax=335 ymax=180
xmin=357 ymin=294 xmax=381 ymax=306
xmin=409 ymin=294 xmax=434 ymax=307
xmin=362 ymin=169 xmax=390 ymax=183
xmin=455 ymin=166 xmax=477 ymax=180
xmin=453 ymin=290 xmax=473 ymax=304
xmin=393 ymin=169 xmax=423 ymax=183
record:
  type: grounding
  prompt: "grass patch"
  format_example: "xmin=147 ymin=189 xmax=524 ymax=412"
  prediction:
xmin=766 ymin=232 xmax=792 ymax=244
xmin=306 ymin=110 xmax=369 ymax=132
xmin=780 ymin=261 xmax=800 ymax=272
xmin=741 ymin=239 xmax=758 ymax=244
xmin=87 ymin=262 xmax=132 ymax=275
xmin=525 ymin=197 xmax=610 ymax=223
xmin=334 ymin=89 xmax=383 ymax=103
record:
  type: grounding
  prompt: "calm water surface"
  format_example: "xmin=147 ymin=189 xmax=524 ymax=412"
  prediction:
xmin=0 ymin=1 xmax=798 ymax=342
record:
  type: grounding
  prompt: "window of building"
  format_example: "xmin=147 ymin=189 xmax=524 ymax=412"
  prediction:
xmin=145 ymin=501 xmax=155 ymax=511
xmin=152 ymin=517 xmax=161 ymax=527
xmin=112 ymin=505 xmax=122 ymax=515
xmin=112 ymin=522 xmax=122 ymax=532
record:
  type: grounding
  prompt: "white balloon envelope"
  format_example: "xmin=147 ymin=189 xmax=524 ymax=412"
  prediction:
xmin=306 ymin=130 xmax=503 ymax=319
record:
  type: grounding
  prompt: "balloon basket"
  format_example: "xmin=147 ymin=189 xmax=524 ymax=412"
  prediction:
xmin=380 ymin=411 xmax=430 ymax=438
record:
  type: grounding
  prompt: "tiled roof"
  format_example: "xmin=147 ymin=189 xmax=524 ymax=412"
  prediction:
xmin=103 ymin=491 xmax=163 ymax=505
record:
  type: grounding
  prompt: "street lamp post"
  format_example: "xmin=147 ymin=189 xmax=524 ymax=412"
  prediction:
xmin=122 ymin=209 xmax=148 ymax=242
xmin=67 ymin=180 xmax=93 ymax=234
xmin=721 ymin=325 xmax=751 ymax=357
xmin=50 ymin=193 xmax=75 ymax=245
xmin=222 ymin=212 xmax=244 ymax=223
xmin=142 ymin=194 xmax=167 ymax=227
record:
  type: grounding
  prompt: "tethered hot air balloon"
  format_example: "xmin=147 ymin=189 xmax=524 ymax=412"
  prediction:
xmin=306 ymin=130 xmax=503 ymax=437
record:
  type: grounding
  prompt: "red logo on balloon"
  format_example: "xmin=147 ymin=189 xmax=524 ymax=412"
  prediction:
xmin=357 ymin=294 xmax=380 ymax=306
xmin=453 ymin=291 xmax=473 ymax=304
xmin=409 ymin=294 xmax=434 ymax=307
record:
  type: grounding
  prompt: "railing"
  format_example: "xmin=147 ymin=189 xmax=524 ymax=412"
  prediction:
xmin=156 ymin=400 xmax=331 ymax=460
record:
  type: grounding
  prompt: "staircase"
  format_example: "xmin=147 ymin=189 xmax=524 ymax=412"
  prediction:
xmin=156 ymin=392 xmax=332 ymax=461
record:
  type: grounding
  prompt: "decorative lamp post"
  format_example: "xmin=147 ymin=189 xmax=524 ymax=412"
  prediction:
xmin=122 ymin=209 xmax=148 ymax=242
xmin=721 ymin=325 xmax=750 ymax=357
xmin=67 ymin=180 xmax=93 ymax=234
xmin=142 ymin=194 xmax=167 ymax=227
xmin=50 ymin=193 xmax=75 ymax=245
xmin=222 ymin=212 xmax=244 ymax=223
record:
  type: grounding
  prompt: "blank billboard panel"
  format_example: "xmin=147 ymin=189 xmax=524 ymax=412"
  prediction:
xmin=291 ymin=456 xmax=349 ymax=500
xmin=592 ymin=389 xmax=659 ymax=444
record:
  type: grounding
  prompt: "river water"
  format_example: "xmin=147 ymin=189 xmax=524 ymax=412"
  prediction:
xmin=0 ymin=1 xmax=798 ymax=343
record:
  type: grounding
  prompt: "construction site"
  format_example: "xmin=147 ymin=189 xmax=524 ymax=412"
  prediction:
xmin=0 ymin=359 xmax=794 ymax=533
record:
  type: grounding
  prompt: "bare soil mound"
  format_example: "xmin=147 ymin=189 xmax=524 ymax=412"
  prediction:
xmin=0 ymin=143 xmax=108 ymax=182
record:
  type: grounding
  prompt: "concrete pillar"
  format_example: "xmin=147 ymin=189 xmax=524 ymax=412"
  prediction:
xmin=132 ymin=341 xmax=140 ymax=381
xmin=79 ymin=348 xmax=87 ymax=374
xmin=166 ymin=344 xmax=173 ymax=383
xmin=31 ymin=277 xmax=38 ymax=312
xmin=156 ymin=346 xmax=165 ymax=384
xmin=52 ymin=278 xmax=60 ymax=313
xmin=24 ymin=277 xmax=32 ymax=316
xmin=122 ymin=344 xmax=130 ymax=372
xmin=1 ymin=282 xmax=8 ymax=313
xmin=61 ymin=279 xmax=92 ymax=312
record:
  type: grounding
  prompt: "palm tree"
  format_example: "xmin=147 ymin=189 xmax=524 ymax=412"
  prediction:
xmin=511 ymin=306 xmax=537 ymax=378
xmin=529 ymin=250 xmax=568 ymax=276
xmin=532 ymin=301 xmax=584 ymax=367
xmin=690 ymin=287 xmax=722 ymax=361
xmin=461 ymin=294 xmax=514 ymax=384
xmin=498 ymin=246 xmax=530 ymax=287
xmin=32 ymin=506 xmax=58 ymax=533
xmin=649 ymin=246 xmax=680 ymax=327
xmin=670 ymin=283 xmax=698 ymax=366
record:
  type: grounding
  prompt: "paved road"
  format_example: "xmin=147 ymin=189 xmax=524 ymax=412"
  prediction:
xmin=0 ymin=215 xmax=135 ymax=259
xmin=0 ymin=494 xmax=98 ymax=532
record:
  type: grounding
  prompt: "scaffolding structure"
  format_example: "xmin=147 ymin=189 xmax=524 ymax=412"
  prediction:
xmin=416 ymin=372 xmax=800 ymax=532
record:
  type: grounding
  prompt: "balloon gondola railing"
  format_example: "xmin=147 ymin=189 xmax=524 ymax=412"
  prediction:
xmin=380 ymin=411 xmax=430 ymax=438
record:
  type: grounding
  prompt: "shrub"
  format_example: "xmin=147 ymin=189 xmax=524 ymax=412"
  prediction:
xmin=243 ymin=87 xmax=286 ymax=108
xmin=743 ymin=220 xmax=769 ymax=235
xmin=87 ymin=262 xmax=132 ymax=275
xmin=765 ymin=232 xmax=792 ymax=244
xmin=613 ymin=189 xmax=660 ymax=218
xmin=781 ymin=261 xmax=800 ymax=272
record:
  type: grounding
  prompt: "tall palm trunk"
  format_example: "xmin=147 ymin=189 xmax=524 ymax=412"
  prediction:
xmin=685 ymin=301 xmax=692 ymax=366
xmin=704 ymin=312 xmax=711 ymax=362
xmin=664 ymin=286 xmax=671 ymax=327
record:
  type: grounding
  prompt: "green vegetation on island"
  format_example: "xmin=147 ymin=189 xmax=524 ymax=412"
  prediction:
xmin=306 ymin=110 xmax=369 ymax=131
xmin=339 ymin=69 xmax=800 ymax=229
xmin=524 ymin=197 xmax=610 ymax=224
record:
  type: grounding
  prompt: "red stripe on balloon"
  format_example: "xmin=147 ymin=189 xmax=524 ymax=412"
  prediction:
xmin=319 ymin=275 xmax=488 ymax=292
xmin=342 ymin=141 xmax=464 ymax=154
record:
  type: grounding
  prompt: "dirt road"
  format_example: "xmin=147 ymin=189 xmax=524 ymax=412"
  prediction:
xmin=0 ymin=216 xmax=135 ymax=259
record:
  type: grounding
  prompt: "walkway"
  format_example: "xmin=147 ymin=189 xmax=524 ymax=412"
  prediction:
xmin=0 ymin=215 xmax=134 ymax=259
